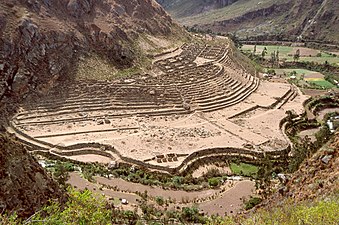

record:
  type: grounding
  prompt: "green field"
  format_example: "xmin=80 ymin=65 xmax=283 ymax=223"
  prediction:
xmin=242 ymin=45 xmax=339 ymax=65
xmin=273 ymin=68 xmax=336 ymax=89
xmin=230 ymin=163 xmax=258 ymax=177
xmin=274 ymin=68 xmax=318 ymax=77
xmin=308 ymin=80 xmax=336 ymax=88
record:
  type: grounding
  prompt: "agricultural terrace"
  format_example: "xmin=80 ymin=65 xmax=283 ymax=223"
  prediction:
xmin=8 ymin=39 xmax=308 ymax=174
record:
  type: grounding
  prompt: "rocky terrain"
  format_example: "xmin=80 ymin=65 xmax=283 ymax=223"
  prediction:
xmin=0 ymin=0 xmax=185 ymax=118
xmin=156 ymin=0 xmax=239 ymax=18
xmin=158 ymin=0 xmax=339 ymax=43
xmin=0 ymin=133 xmax=62 ymax=217
xmin=0 ymin=0 xmax=185 ymax=218
xmin=258 ymin=132 xmax=338 ymax=209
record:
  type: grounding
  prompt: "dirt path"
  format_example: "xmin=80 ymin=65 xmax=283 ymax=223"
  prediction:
xmin=95 ymin=176 xmax=232 ymax=203
xmin=198 ymin=180 xmax=255 ymax=216
xmin=317 ymin=108 xmax=339 ymax=120
xmin=68 ymin=172 xmax=255 ymax=215
xmin=67 ymin=172 xmax=141 ymax=205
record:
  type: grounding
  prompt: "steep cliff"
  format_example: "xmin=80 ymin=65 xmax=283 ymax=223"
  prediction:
xmin=0 ymin=133 xmax=62 ymax=217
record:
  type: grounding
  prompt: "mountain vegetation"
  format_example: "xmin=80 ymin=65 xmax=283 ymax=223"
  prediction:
xmin=158 ymin=0 xmax=339 ymax=43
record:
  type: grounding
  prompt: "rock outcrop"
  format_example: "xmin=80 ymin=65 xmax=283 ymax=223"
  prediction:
xmin=0 ymin=133 xmax=62 ymax=217
xmin=0 ymin=0 xmax=181 ymax=116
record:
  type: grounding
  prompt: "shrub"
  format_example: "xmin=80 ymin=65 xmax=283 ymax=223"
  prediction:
xmin=244 ymin=197 xmax=262 ymax=210
xmin=208 ymin=177 xmax=220 ymax=187
xmin=155 ymin=196 xmax=165 ymax=206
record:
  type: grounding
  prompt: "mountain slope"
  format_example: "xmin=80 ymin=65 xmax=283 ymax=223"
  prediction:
xmin=0 ymin=0 xmax=186 ymax=116
xmin=0 ymin=0 xmax=186 ymax=218
xmin=158 ymin=0 xmax=339 ymax=43
xmin=0 ymin=133 xmax=62 ymax=217
xmin=156 ymin=0 xmax=239 ymax=18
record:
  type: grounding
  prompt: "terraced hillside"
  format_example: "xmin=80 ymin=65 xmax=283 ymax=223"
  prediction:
xmin=7 ymin=39 xmax=308 ymax=174
xmin=158 ymin=0 xmax=339 ymax=43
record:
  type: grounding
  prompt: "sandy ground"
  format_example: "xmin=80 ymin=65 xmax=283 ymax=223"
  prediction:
xmin=15 ymin=80 xmax=307 ymax=166
xmin=299 ymin=128 xmax=320 ymax=142
xmin=67 ymin=172 xmax=141 ymax=208
xmin=198 ymin=180 xmax=255 ymax=216
xmin=96 ymin=176 xmax=222 ymax=203
xmin=316 ymin=108 xmax=339 ymax=120
xmin=302 ymin=89 xmax=329 ymax=97
xmin=304 ymin=72 xmax=324 ymax=79
xmin=67 ymin=154 xmax=112 ymax=164
xmin=67 ymin=172 xmax=255 ymax=215
xmin=192 ymin=165 xmax=232 ymax=178
xmin=291 ymin=47 xmax=320 ymax=57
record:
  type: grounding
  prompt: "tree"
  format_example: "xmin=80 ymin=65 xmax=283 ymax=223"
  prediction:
xmin=257 ymin=155 xmax=273 ymax=198
xmin=208 ymin=177 xmax=220 ymax=187
xmin=293 ymin=49 xmax=300 ymax=62
xmin=53 ymin=161 xmax=70 ymax=188
xmin=261 ymin=47 xmax=268 ymax=60
xmin=271 ymin=51 xmax=276 ymax=67
xmin=253 ymin=44 xmax=257 ymax=54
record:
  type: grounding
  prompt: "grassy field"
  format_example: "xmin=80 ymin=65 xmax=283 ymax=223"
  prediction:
xmin=274 ymin=68 xmax=318 ymax=77
xmin=308 ymin=80 xmax=336 ymax=88
xmin=230 ymin=163 xmax=258 ymax=177
xmin=242 ymin=45 xmax=339 ymax=65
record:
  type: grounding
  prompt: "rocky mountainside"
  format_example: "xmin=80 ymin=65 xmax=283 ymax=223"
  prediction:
xmin=259 ymin=132 xmax=338 ymax=210
xmin=156 ymin=0 xmax=239 ymax=18
xmin=158 ymin=0 xmax=339 ymax=43
xmin=0 ymin=133 xmax=62 ymax=217
xmin=0 ymin=0 xmax=184 ymax=118
xmin=0 ymin=0 xmax=185 ymax=218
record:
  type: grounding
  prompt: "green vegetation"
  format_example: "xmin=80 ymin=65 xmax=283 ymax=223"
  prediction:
xmin=155 ymin=196 xmax=165 ymax=206
xmin=208 ymin=196 xmax=339 ymax=224
xmin=2 ymin=188 xmax=338 ymax=225
xmin=230 ymin=163 xmax=259 ymax=177
xmin=285 ymin=99 xmax=336 ymax=172
xmin=244 ymin=196 xmax=263 ymax=210
xmin=242 ymin=45 xmax=339 ymax=65
xmin=208 ymin=177 xmax=221 ymax=187
xmin=43 ymin=160 xmax=231 ymax=192
xmin=178 ymin=0 xmax=286 ymax=25
xmin=308 ymin=80 xmax=335 ymax=88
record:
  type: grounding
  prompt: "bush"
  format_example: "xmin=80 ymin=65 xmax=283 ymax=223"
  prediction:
xmin=208 ymin=177 xmax=220 ymax=187
xmin=244 ymin=197 xmax=262 ymax=210
xmin=155 ymin=196 xmax=165 ymax=206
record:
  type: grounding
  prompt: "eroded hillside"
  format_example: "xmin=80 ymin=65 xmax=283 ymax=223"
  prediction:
xmin=158 ymin=0 xmax=339 ymax=43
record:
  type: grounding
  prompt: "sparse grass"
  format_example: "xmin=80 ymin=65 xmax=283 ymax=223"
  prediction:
xmin=75 ymin=54 xmax=118 ymax=80
xmin=230 ymin=163 xmax=258 ymax=177
xmin=178 ymin=0 xmax=288 ymax=25
xmin=207 ymin=195 xmax=339 ymax=224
